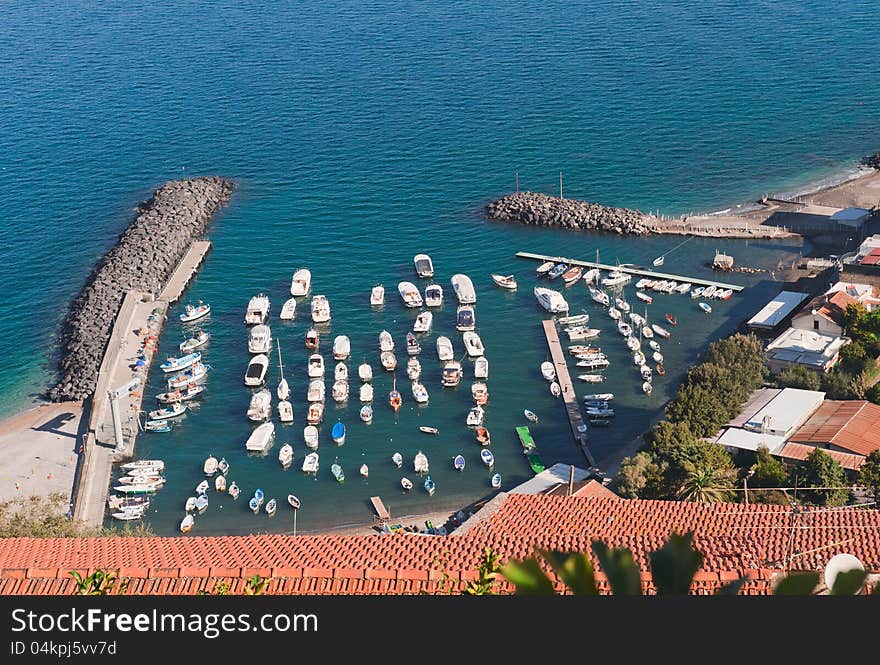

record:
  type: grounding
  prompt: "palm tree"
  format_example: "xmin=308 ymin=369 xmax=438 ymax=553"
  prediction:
xmin=676 ymin=466 xmax=734 ymax=503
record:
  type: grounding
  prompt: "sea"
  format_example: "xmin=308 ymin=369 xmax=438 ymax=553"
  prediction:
xmin=0 ymin=0 xmax=878 ymax=534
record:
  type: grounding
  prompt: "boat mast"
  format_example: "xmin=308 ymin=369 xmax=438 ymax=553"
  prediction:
xmin=277 ymin=338 xmax=285 ymax=381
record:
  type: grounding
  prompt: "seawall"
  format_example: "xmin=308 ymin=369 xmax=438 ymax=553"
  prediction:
xmin=48 ymin=177 xmax=234 ymax=402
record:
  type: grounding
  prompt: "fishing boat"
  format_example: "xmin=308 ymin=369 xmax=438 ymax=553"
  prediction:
xmin=412 ymin=381 xmax=429 ymax=404
xmin=333 ymin=335 xmax=351 ymax=360
xmin=228 ymin=481 xmax=240 ymax=499
xmin=536 ymin=260 xmax=555 ymax=277
xmin=307 ymin=353 xmax=325 ymax=378
xmin=360 ymin=404 xmax=373 ymax=423
xmin=466 ymin=405 xmax=485 ymax=426
xmin=455 ymin=306 xmax=475 ymax=333
xmin=310 ymin=294 xmax=331 ymax=323
xmin=413 ymin=253 xmax=435 ymax=278
xmin=179 ymin=330 xmax=210 ymax=353
xmin=244 ymin=294 xmax=271 ymax=325
xmin=331 ymin=421 xmax=346 ymax=445
xmin=180 ymin=515 xmax=194 ymax=533
xmin=441 ymin=360 xmax=463 ymax=387
xmin=652 ymin=255 xmax=665 ymax=267
xmin=561 ymin=265 xmax=584 ymax=286
xmin=249 ymin=497 xmax=260 ymax=514
xmin=303 ymin=425 xmax=319 ymax=450
xmin=550 ymin=381 xmax=561 ymax=397
xmin=491 ymin=273 xmax=517 ymax=289
xmin=480 ymin=448 xmax=495 ymax=468
xmin=462 ymin=331 xmax=485 ymax=357
xmin=523 ymin=409 xmax=538 ymax=423
xmin=246 ymin=389 xmax=272 ymax=422
xmin=474 ymin=356 xmax=489 ymax=379
xmin=392 ymin=452 xmax=404 ymax=468
xmin=578 ymin=374 xmax=605 ymax=383
xmin=589 ymin=286 xmax=610 ymax=306
xmin=541 ymin=361 xmax=556 ymax=381
xmin=379 ymin=329 xmax=394 ymax=352
xmin=215 ymin=474 xmax=227 ymax=492
xmin=472 ymin=382 xmax=489 ymax=405
xmin=451 ymin=273 xmax=477 ymax=304
xmin=665 ymin=313 xmax=677 ymax=326
xmin=436 ymin=336 xmax=454 ymax=361
xmin=307 ymin=379 xmax=325 ymax=402
xmin=401 ymin=477 xmax=413 ymax=491
xmin=698 ymin=302 xmax=712 ymax=314
xmin=305 ymin=328 xmax=320 ymax=349
xmin=583 ymin=268 xmax=601 ymax=284
xmin=453 ymin=454 xmax=466 ymax=471
xmin=265 ymin=498 xmax=277 ymax=516
xmin=370 ymin=284 xmax=385 ymax=306
xmin=566 ymin=326 xmax=600 ymax=341
xmin=288 ymin=495 xmax=301 ymax=509
xmin=642 ymin=381 xmax=653 ymax=395
xmin=424 ymin=475 xmax=435 ymax=496
xmin=421 ymin=283 xmax=444 ymax=309
xmin=388 ymin=376 xmax=403 ymax=411
xmin=290 ymin=268 xmax=311 ymax=297
xmin=617 ymin=321 xmax=633 ymax=337
xmin=244 ymin=354 xmax=269 ymax=386
xmin=547 ymin=263 xmax=567 ymax=280
xmin=412 ymin=313 xmax=433 ymax=337
xmin=380 ymin=351 xmax=397 ymax=371
xmin=359 ymin=463 xmax=369 ymax=478
xmin=475 ymin=426 xmax=491 ymax=446
xmin=359 ymin=361 xmax=373 ymax=382
xmin=534 ymin=286 xmax=569 ymax=313
xmin=360 ymin=383 xmax=374 ymax=402
xmin=414 ymin=451 xmax=429 ymax=473
xmin=331 ymin=460 xmax=345 ymax=483
xmin=248 ymin=324 xmax=272 ymax=354
xmin=302 ymin=452 xmax=319 ymax=474
xmin=419 ymin=426 xmax=439 ymax=435
xmin=278 ymin=443 xmax=293 ymax=469
xmin=636 ymin=291 xmax=653 ymax=304
xmin=691 ymin=286 xmax=705 ymax=299
xmin=144 ymin=419 xmax=170 ymax=432
xmin=491 ymin=473 xmax=502 ymax=489
xmin=160 ymin=351 xmax=201 ymax=374
xmin=122 ymin=460 xmax=165 ymax=473
xmin=245 ymin=422 xmax=275 ymax=453
xmin=651 ymin=323 xmax=671 ymax=338
xmin=398 ymin=281 xmax=424 ymax=308
xmin=180 ymin=301 xmax=211 ymax=323
xmin=156 ymin=383 xmax=204 ymax=404
xmin=280 ymin=298 xmax=297 ymax=320
xmin=148 ymin=403 xmax=187 ymax=420
xmin=406 ymin=356 xmax=421 ymax=380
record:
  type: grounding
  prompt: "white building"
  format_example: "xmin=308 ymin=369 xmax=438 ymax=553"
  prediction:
xmin=791 ymin=290 xmax=857 ymax=336
xmin=746 ymin=291 xmax=809 ymax=333
xmin=765 ymin=327 xmax=849 ymax=374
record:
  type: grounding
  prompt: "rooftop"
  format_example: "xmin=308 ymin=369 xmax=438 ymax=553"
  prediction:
xmin=715 ymin=427 xmax=787 ymax=454
xmin=747 ymin=291 xmax=810 ymax=330
xmin=777 ymin=442 xmax=865 ymax=472
xmin=830 ymin=207 xmax=872 ymax=224
xmin=766 ymin=327 xmax=849 ymax=369
xmin=506 ymin=462 xmax=593 ymax=495
xmin=799 ymin=291 xmax=858 ymax=326
xmin=790 ymin=400 xmax=880 ymax=457
xmin=743 ymin=388 xmax=825 ymax=436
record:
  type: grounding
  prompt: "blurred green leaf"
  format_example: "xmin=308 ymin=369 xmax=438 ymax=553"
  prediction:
xmin=773 ymin=572 xmax=819 ymax=595
xmin=830 ymin=569 xmax=868 ymax=595
xmin=715 ymin=578 xmax=746 ymax=595
xmin=592 ymin=541 xmax=641 ymax=595
xmin=538 ymin=550 xmax=598 ymax=595
xmin=649 ymin=531 xmax=703 ymax=595
xmin=501 ymin=558 xmax=556 ymax=595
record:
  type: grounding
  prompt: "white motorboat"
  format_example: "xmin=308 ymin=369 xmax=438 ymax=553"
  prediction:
xmin=248 ymin=324 xmax=272 ymax=354
xmin=401 ymin=477 xmax=413 ymax=491
xmin=278 ymin=443 xmax=294 ymax=469
xmin=491 ymin=273 xmax=517 ymax=289
xmin=636 ymin=291 xmax=653 ymax=304
xmin=626 ymin=335 xmax=641 ymax=351
xmin=332 ymin=379 xmax=349 ymax=403
xmin=582 ymin=268 xmax=601 ymax=284
xmin=455 ymin=305 xmax=475 ymax=331
xmin=702 ymin=285 xmax=717 ymax=299
xmin=246 ymin=389 xmax=272 ymax=422
xmin=474 ymin=356 xmax=489 ymax=379
xmin=290 ymin=268 xmax=311 ymax=297
xmin=280 ymin=298 xmax=297 ymax=320
xmin=228 ymin=481 xmax=240 ymax=499
xmin=579 ymin=374 xmax=605 ymax=383
xmin=360 ymin=383 xmax=374 ymax=402
xmin=471 ymin=382 xmax=489 ymax=405
xmin=305 ymin=328 xmax=319 ymax=350
xmin=691 ymin=286 xmax=705 ymax=299
xmin=123 ymin=459 xmax=165 ymax=473
xmin=244 ymin=294 xmax=271 ymax=325
xmin=355 ymin=362 xmax=371 ymax=383
xmin=466 ymin=405 xmax=485 ymax=426
xmin=589 ymin=287 xmax=610 ymax=306
xmin=307 ymin=353 xmax=325 ymax=378
xmin=566 ymin=326 xmax=600 ymax=341
xmin=180 ymin=301 xmax=211 ymax=323
xmin=398 ymin=281 xmax=424 ymax=308
xmin=608 ymin=307 xmax=621 ymax=320
xmin=160 ymin=351 xmax=201 ymax=374
xmin=550 ymin=381 xmax=561 ymax=397
xmin=303 ymin=425 xmax=319 ymax=450
xmin=413 ymin=253 xmax=435 ymax=278
xmin=629 ymin=312 xmax=647 ymax=327
xmin=278 ymin=400 xmax=294 ymax=423
xmin=536 ymin=260 xmax=556 ymax=277
xmin=414 ymin=451 xmax=429 ymax=474
xmin=406 ymin=357 xmax=421 ymax=381
xmin=541 ymin=361 xmax=556 ymax=381
xmin=245 ymin=422 xmax=275 ymax=453
xmin=676 ymin=282 xmax=692 ymax=294
xmin=557 ymin=313 xmax=590 ymax=326
xmin=307 ymin=379 xmax=325 ymax=402
xmin=424 ymin=284 xmax=443 ymax=307
xmin=302 ymin=452 xmax=319 ymax=474
xmin=370 ymin=284 xmax=384 ymax=306
xmin=651 ymin=323 xmax=671 ymax=338
xmin=412 ymin=381 xmax=429 ymax=404
xmin=463 ymin=331 xmax=485 ymax=357
xmin=584 ymin=392 xmax=614 ymax=401
xmin=652 ymin=255 xmax=665 ymax=267
xmin=699 ymin=302 xmax=712 ymax=313
xmin=617 ymin=321 xmax=633 ymax=337
xmin=633 ymin=351 xmax=646 ymax=366
xmin=156 ymin=383 xmax=204 ymax=404
xmin=642 ymin=381 xmax=653 ymax=395
xmin=360 ymin=406 xmax=372 ymax=426
xmin=334 ymin=362 xmax=348 ymax=382
xmin=306 ymin=401 xmax=324 ymax=425
xmin=451 ymin=273 xmax=477 ymax=304
xmin=179 ymin=330 xmax=210 ymax=353
xmin=441 ymin=360 xmax=463 ymax=387
xmin=310 ymin=294 xmax=331 ymax=323
xmin=577 ymin=358 xmax=610 ymax=370
xmin=380 ymin=351 xmax=397 ymax=371
xmin=148 ymin=403 xmax=186 ymax=420
xmin=615 ymin=298 xmax=631 ymax=314
xmin=436 ymin=336 xmax=454 ymax=361
xmin=379 ymin=329 xmax=394 ymax=352
xmin=420 ymin=426 xmax=439 ymax=435
xmin=601 ymin=269 xmax=631 ymax=288
xmin=653 ymin=351 xmax=664 ymax=364
xmin=180 ymin=514 xmax=194 ymax=533
xmin=642 ymin=326 xmax=654 ymax=339
xmin=480 ymin=448 xmax=495 ymax=468
xmin=359 ymin=463 xmax=370 ymax=478
xmin=649 ymin=340 xmax=661 ymax=352
xmin=413 ymin=310 xmax=433 ymax=333
xmin=524 ymin=409 xmax=538 ymax=423
xmin=641 ymin=364 xmax=653 ymax=380
xmin=392 ymin=452 xmax=404 ymax=468
xmin=534 ymin=286 xmax=569 ymax=313
xmin=333 ymin=335 xmax=351 ymax=360
xmin=406 ymin=332 xmax=421 ymax=356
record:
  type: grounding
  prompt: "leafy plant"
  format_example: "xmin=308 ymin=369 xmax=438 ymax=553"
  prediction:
xmin=70 ymin=569 xmax=119 ymax=595
xmin=464 ymin=548 xmax=501 ymax=595
xmin=244 ymin=574 xmax=269 ymax=595
xmin=213 ymin=580 xmax=231 ymax=595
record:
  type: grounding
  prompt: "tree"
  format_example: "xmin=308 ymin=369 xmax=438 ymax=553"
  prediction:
xmin=858 ymin=449 xmax=880 ymax=501
xmin=796 ymin=448 xmax=849 ymax=507
xmin=615 ymin=452 xmax=659 ymax=499
xmin=774 ymin=365 xmax=821 ymax=391
xmin=867 ymin=383 xmax=880 ymax=405
xmin=821 ymin=371 xmax=855 ymax=400
xmin=676 ymin=465 xmax=735 ymax=503
xmin=751 ymin=445 xmax=788 ymax=488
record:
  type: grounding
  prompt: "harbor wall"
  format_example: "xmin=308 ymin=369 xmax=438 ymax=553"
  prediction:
xmin=48 ymin=177 xmax=234 ymax=402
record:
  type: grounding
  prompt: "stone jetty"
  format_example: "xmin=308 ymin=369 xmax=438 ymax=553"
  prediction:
xmin=47 ymin=176 xmax=234 ymax=402
xmin=486 ymin=191 xmax=654 ymax=235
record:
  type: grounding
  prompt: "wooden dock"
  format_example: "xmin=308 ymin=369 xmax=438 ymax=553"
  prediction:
xmin=541 ymin=320 xmax=595 ymax=466
xmin=370 ymin=496 xmax=391 ymax=523
xmin=159 ymin=240 xmax=212 ymax=302
xmin=517 ymin=251 xmax=745 ymax=292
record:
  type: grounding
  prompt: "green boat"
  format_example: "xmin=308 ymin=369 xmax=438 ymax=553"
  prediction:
xmin=526 ymin=451 xmax=545 ymax=475
xmin=516 ymin=427 xmax=544 ymax=474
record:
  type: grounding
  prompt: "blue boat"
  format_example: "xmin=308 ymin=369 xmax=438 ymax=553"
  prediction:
xmin=248 ymin=497 xmax=260 ymax=513
xmin=453 ymin=454 xmax=465 ymax=471
xmin=491 ymin=473 xmax=502 ymax=489
xmin=547 ymin=263 xmax=567 ymax=280
xmin=254 ymin=488 xmax=264 ymax=504
xmin=159 ymin=351 xmax=201 ymax=374
xmin=424 ymin=475 xmax=435 ymax=496
xmin=331 ymin=421 xmax=346 ymax=445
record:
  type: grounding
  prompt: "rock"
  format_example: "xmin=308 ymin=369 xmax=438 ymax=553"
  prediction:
xmin=861 ymin=152 xmax=880 ymax=170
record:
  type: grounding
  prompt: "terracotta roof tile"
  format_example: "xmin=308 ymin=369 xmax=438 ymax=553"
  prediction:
xmin=791 ymin=400 xmax=880 ymax=456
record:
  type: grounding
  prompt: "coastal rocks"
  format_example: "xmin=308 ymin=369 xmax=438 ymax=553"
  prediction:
xmin=861 ymin=152 xmax=880 ymax=170
xmin=47 ymin=177 xmax=234 ymax=403
xmin=486 ymin=192 xmax=655 ymax=236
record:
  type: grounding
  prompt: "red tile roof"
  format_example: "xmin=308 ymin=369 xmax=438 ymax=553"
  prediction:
xmin=777 ymin=442 xmax=865 ymax=471
xmin=2 ymin=495 xmax=880 ymax=595
xmin=791 ymin=400 xmax=880 ymax=456
xmin=803 ymin=291 xmax=858 ymax=326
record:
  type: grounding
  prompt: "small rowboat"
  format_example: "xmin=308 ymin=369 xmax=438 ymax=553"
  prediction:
xmin=401 ymin=477 xmax=413 ymax=491
xmin=475 ymin=426 xmax=491 ymax=446
xmin=249 ymin=497 xmax=261 ymax=514
xmin=642 ymin=381 xmax=653 ymax=395
xmin=265 ymin=498 xmax=277 ymax=516
xmin=180 ymin=515 xmax=194 ymax=533
xmin=359 ymin=464 xmax=369 ymax=478
xmin=424 ymin=475 xmax=435 ymax=496
xmin=144 ymin=420 xmax=170 ymax=433
xmin=651 ymin=324 xmax=671 ymax=339
xmin=453 ymin=455 xmax=466 ymax=471
xmin=491 ymin=473 xmax=502 ymax=489
xmin=665 ymin=313 xmax=677 ymax=326
xmin=331 ymin=461 xmax=345 ymax=483
xmin=480 ymin=449 xmax=494 ymax=468
xmin=491 ymin=273 xmax=517 ymax=289
xmin=419 ymin=426 xmax=439 ymax=435
xmin=214 ymin=475 xmax=227 ymax=492
xmin=550 ymin=382 xmax=561 ymax=398
xmin=656 ymin=364 xmax=666 ymax=376
xmin=392 ymin=452 xmax=403 ymax=468
xmin=288 ymin=495 xmax=301 ymax=509
xmin=698 ymin=302 xmax=712 ymax=314
xmin=360 ymin=405 xmax=373 ymax=424
xmin=185 ymin=496 xmax=197 ymax=512
xmin=228 ymin=482 xmax=240 ymax=499
xmin=536 ymin=260 xmax=555 ymax=276
xmin=524 ymin=409 xmax=538 ymax=423
xmin=195 ymin=479 xmax=210 ymax=494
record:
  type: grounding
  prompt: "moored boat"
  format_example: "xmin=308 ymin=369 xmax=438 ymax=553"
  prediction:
xmin=244 ymin=354 xmax=269 ymax=386
xmin=451 ymin=274 xmax=477 ymax=304
xmin=471 ymin=382 xmax=488 ymax=405
xmin=392 ymin=452 xmax=403 ymax=468
xmin=160 ymin=351 xmax=201 ymax=374
xmin=180 ymin=301 xmax=210 ymax=323
xmin=540 ymin=361 xmax=556 ymax=381
xmin=441 ymin=360 xmax=463 ymax=387
xmin=557 ymin=313 xmax=590 ymax=327
xmin=265 ymin=498 xmax=277 ymax=516
xmin=474 ymin=356 xmax=489 ymax=379
xmin=455 ymin=305 xmax=475 ymax=332
xmin=379 ymin=329 xmax=394 ymax=352
xmin=278 ymin=443 xmax=293 ymax=469
xmin=333 ymin=335 xmax=351 ymax=360
xmin=307 ymin=353 xmax=325 ymax=378
xmin=388 ymin=377 xmax=403 ymax=411
xmin=424 ymin=475 xmax=435 ymax=496
xmin=179 ymin=330 xmax=210 ymax=353
xmin=406 ymin=356 xmax=421 ymax=381
xmin=280 ymin=298 xmax=297 ymax=320
xmin=534 ymin=286 xmax=569 ymax=313
xmin=412 ymin=381 xmax=429 ymax=404
xmin=453 ymin=454 xmax=466 ymax=471
xmin=248 ymin=324 xmax=272 ymax=354
xmin=215 ymin=474 xmax=227 ymax=492
xmin=466 ymin=405 xmax=485 ymax=426
xmin=290 ymin=268 xmax=312 ymax=297
xmin=246 ymin=389 xmax=272 ymax=422
xmin=419 ymin=426 xmax=439 ymax=435
xmin=310 ymin=294 xmax=331 ymax=323
xmin=699 ymin=302 xmax=712 ymax=313
xmin=245 ymin=422 xmax=275 ymax=453
xmin=475 ymin=426 xmax=491 ymax=446
xmin=536 ymin=260 xmax=555 ymax=277
xmin=288 ymin=495 xmax=301 ymax=509
xmin=360 ymin=404 xmax=373 ymax=423
xmin=462 ymin=331 xmax=485 ymax=357
xmin=302 ymin=452 xmax=319 ymax=474
xmin=180 ymin=514 xmax=194 ymax=533
xmin=156 ymin=383 xmax=204 ymax=404
xmin=665 ymin=313 xmax=677 ymax=326
xmin=406 ymin=332 xmax=422 ymax=357
xmin=550 ymin=381 xmax=561 ymax=397
xmin=380 ymin=350 xmax=397 ymax=371
xmin=524 ymin=409 xmax=538 ymax=423
xmin=480 ymin=448 xmax=495 ymax=468
xmin=413 ymin=253 xmax=435 ymax=278
xmin=491 ymin=273 xmax=518 ymax=289
xmin=331 ymin=378 xmax=349 ymax=402
xmin=413 ymin=310 xmax=432 ymax=333
xmin=414 ymin=451 xmax=429 ymax=473
xmin=167 ymin=362 xmax=210 ymax=389
xmin=331 ymin=459 xmax=345 ymax=483
xmin=491 ymin=473 xmax=502 ymax=489
xmin=401 ymin=477 xmax=413 ymax=491
xmin=303 ymin=425 xmax=319 ymax=450
xmin=436 ymin=336 xmax=454 ymax=361
xmin=398 ymin=281 xmax=424 ymax=308
xmin=148 ymin=403 xmax=187 ymax=421
xmin=651 ymin=323 xmax=671 ymax=338
xmin=360 ymin=383 xmax=374 ymax=402
xmin=305 ymin=328 xmax=320 ymax=349
xmin=358 ymin=361 xmax=373 ymax=382
xmin=307 ymin=379 xmax=325 ymax=402
xmin=244 ymin=294 xmax=271 ymax=325
xmin=636 ymin=291 xmax=653 ymax=304
xmin=424 ymin=284 xmax=443 ymax=307
xmin=359 ymin=463 xmax=369 ymax=478
xmin=589 ymin=287 xmax=610 ymax=306
xmin=370 ymin=284 xmax=385 ymax=306
xmin=331 ymin=421 xmax=346 ymax=445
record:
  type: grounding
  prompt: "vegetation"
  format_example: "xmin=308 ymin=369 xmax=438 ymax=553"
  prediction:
xmin=244 ymin=574 xmax=269 ymax=595
xmin=0 ymin=493 xmax=152 ymax=538
xmin=70 ymin=570 xmax=120 ymax=595
xmin=774 ymin=364 xmax=821 ymax=391
xmin=746 ymin=446 xmax=790 ymax=505
xmin=794 ymin=449 xmax=850 ymax=507
xmin=463 ymin=548 xmax=502 ymax=595
xmin=858 ymin=450 xmax=880 ymax=501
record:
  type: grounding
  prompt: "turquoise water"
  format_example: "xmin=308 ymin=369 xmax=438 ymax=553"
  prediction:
xmin=1 ymin=1 xmax=878 ymax=533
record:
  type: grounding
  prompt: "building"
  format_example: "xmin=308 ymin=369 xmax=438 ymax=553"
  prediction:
xmin=791 ymin=290 xmax=857 ymax=336
xmin=830 ymin=206 xmax=872 ymax=228
xmin=858 ymin=234 xmax=880 ymax=257
xmin=777 ymin=442 xmax=865 ymax=472
xmin=789 ymin=400 xmax=880 ymax=457
xmin=746 ymin=291 xmax=810 ymax=334
xmin=1 ymin=494 xmax=879 ymax=595
xmin=765 ymin=327 xmax=849 ymax=374
xmin=826 ymin=280 xmax=880 ymax=310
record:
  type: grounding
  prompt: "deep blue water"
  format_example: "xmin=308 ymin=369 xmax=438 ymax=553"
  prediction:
xmin=1 ymin=1 xmax=878 ymax=533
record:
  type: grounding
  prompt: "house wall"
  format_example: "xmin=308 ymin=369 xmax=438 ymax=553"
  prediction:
xmin=790 ymin=311 xmax=844 ymax=336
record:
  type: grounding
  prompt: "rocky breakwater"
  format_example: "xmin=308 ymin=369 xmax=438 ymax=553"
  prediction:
xmin=486 ymin=192 xmax=655 ymax=235
xmin=47 ymin=176 xmax=234 ymax=402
